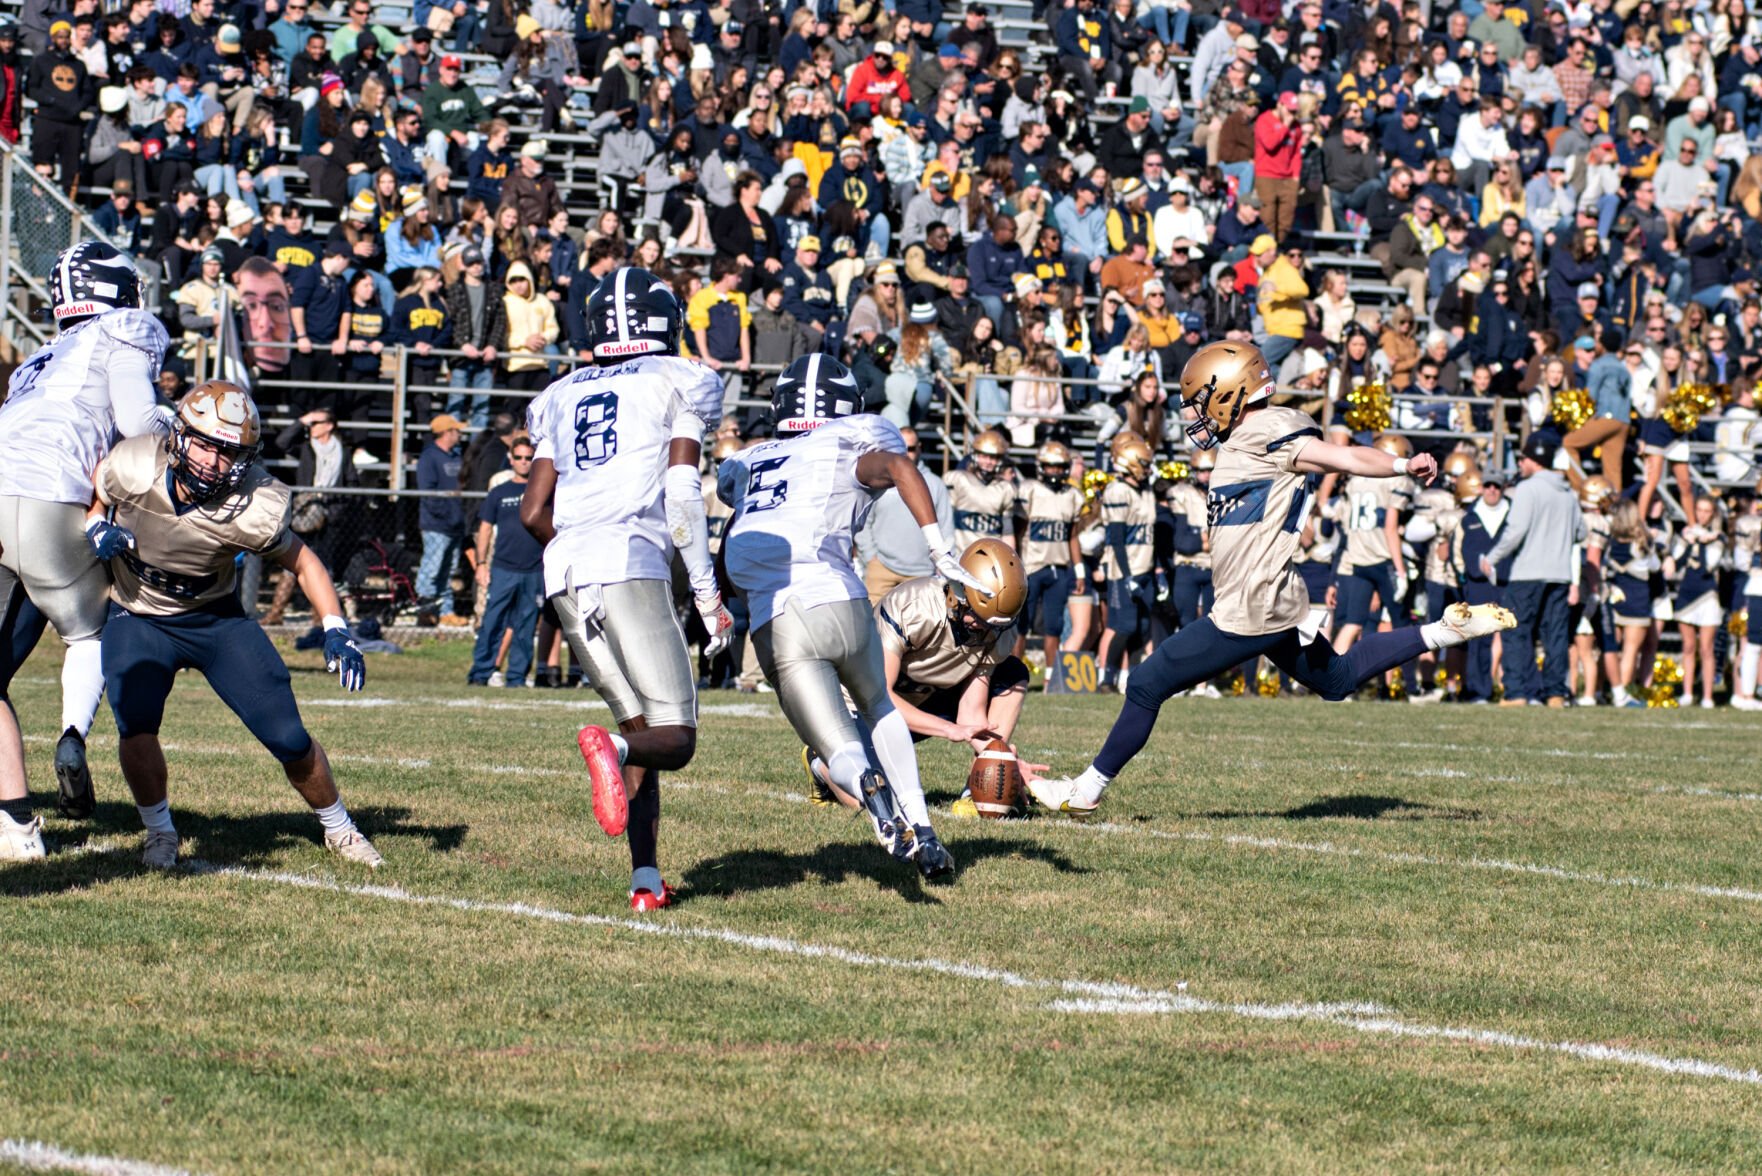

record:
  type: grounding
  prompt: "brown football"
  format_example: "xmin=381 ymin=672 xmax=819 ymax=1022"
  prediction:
xmin=966 ymin=738 xmax=1024 ymax=819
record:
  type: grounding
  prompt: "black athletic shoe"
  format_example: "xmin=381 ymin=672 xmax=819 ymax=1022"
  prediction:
xmin=54 ymin=726 xmax=94 ymax=820
xmin=912 ymin=825 xmax=956 ymax=881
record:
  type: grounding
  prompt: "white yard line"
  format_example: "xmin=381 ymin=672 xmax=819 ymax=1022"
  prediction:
xmin=0 ymin=1139 xmax=204 ymax=1176
xmin=193 ymin=862 xmax=1762 ymax=1089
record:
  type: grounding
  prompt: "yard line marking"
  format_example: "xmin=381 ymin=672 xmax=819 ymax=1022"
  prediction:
xmin=194 ymin=863 xmax=1762 ymax=1088
xmin=1050 ymin=1000 xmax=1762 ymax=1086
xmin=1653 ymin=785 xmax=1762 ymax=803
xmin=0 ymin=1138 xmax=205 ymax=1176
xmin=303 ymin=695 xmax=778 ymax=719
xmin=1070 ymin=820 xmax=1762 ymax=905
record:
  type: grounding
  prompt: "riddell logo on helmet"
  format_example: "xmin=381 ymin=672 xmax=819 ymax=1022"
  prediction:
xmin=595 ymin=341 xmax=659 ymax=356
xmin=54 ymin=301 xmax=101 ymax=319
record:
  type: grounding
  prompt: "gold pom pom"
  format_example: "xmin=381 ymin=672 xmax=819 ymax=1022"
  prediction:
xmin=1256 ymin=665 xmax=1280 ymax=697
xmin=1343 ymin=380 xmax=1392 ymax=434
xmin=1550 ymin=387 xmax=1594 ymax=432
xmin=1155 ymin=459 xmax=1190 ymax=483
xmin=1730 ymin=608 xmax=1749 ymax=637
xmin=1662 ymin=383 xmax=1719 ymax=435
xmin=1646 ymin=655 xmax=1682 ymax=707
xmin=1080 ymin=469 xmax=1114 ymax=506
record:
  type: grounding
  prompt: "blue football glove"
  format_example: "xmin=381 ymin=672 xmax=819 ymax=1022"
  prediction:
xmin=85 ymin=518 xmax=136 ymax=560
xmin=323 ymin=625 xmax=366 ymax=692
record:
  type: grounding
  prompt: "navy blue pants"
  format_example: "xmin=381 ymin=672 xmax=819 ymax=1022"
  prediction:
xmin=469 ymin=565 xmax=544 ymax=685
xmin=1460 ymin=579 xmax=1503 ymax=701
xmin=1094 ymin=617 xmax=1427 ymax=778
xmin=0 ymin=583 xmax=48 ymax=699
xmin=1338 ymin=561 xmax=1400 ymax=626
xmin=103 ymin=601 xmax=313 ymax=764
xmin=1501 ymin=580 xmax=1572 ymax=703
xmin=1172 ymin=565 xmax=1213 ymax=627
xmin=1104 ymin=576 xmax=1153 ymax=673
xmin=1022 ymin=565 xmax=1075 ymax=639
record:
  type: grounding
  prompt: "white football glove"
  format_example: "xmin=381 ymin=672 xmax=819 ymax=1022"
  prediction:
xmin=922 ymin=522 xmax=994 ymax=599
xmin=1393 ymin=569 xmax=1409 ymax=603
xmin=695 ymin=592 xmax=735 ymax=659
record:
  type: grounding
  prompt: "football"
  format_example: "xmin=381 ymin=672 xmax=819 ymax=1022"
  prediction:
xmin=966 ymin=738 xmax=1024 ymax=819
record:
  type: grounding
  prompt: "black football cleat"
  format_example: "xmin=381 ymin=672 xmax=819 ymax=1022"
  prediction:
xmin=912 ymin=826 xmax=956 ymax=882
xmin=54 ymin=726 xmax=94 ymax=820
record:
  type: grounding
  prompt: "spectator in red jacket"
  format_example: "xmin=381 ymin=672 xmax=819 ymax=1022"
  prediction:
xmin=1253 ymin=92 xmax=1305 ymax=245
xmin=845 ymin=41 xmax=911 ymax=113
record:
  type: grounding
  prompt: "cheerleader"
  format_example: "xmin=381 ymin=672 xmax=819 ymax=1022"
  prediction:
xmin=1572 ymin=477 xmax=1614 ymax=706
xmin=1669 ymin=495 xmax=1727 ymax=709
xmin=1731 ymin=488 xmax=1762 ymax=710
xmin=1606 ymin=498 xmax=1660 ymax=708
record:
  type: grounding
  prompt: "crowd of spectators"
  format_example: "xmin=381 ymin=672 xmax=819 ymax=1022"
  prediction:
xmin=4 ymin=0 xmax=1761 ymax=702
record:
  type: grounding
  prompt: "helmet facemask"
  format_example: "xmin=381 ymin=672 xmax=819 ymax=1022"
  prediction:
xmin=169 ymin=418 xmax=260 ymax=503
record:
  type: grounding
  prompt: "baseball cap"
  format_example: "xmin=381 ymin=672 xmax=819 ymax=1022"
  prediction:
xmin=1576 ymin=282 xmax=1600 ymax=300
xmin=1179 ymin=311 xmax=1204 ymax=332
xmin=1520 ymin=433 xmax=1558 ymax=466
xmin=1480 ymin=468 xmax=1508 ymax=487
xmin=1629 ymin=115 xmax=1651 ymax=131
xmin=874 ymin=39 xmax=895 ymax=55
xmin=324 ymin=239 xmax=352 ymax=258
xmin=930 ymin=172 xmax=953 ymax=192
xmin=948 ymin=262 xmax=970 ymax=279
xmin=938 ymin=43 xmax=961 ymax=59
xmin=522 ymin=139 xmax=548 ymax=158
xmin=430 ymin=414 xmax=469 ymax=433
xmin=440 ymin=53 xmax=463 ymax=68
xmin=1128 ymin=95 xmax=1150 ymax=115
xmin=1690 ymin=95 xmax=1711 ymax=114
xmin=1278 ymin=92 xmax=1299 ymax=111
xmin=621 ymin=41 xmax=641 ymax=56
xmin=1250 ymin=234 xmax=1277 ymax=254
xmin=461 ymin=245 xmax=485 ymax=266
xmin=1235 ymin=32 xmax=1259 ymax=49
xmin=200 ymin=246 xmax=223 ymax=264
xmin=798 ymin=235 xmax=822 ymax=252
xmin=411 ymin=26 xmax=433 ymax=43
xmin=1546 ymin=156 xmax=1568 ymax=171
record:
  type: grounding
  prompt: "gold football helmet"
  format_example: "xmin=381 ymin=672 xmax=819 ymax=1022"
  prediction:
xmin=1036 ymin=439 xmax=1072 ymax=475
xmin=1372 ymin=433 xmax=1412 ymax=459
xmin=1442 ymin=450 xmax=1478 ymax=479
xmin=1109 ymin=429 xmax=1146 ymax=460
xmin=1580 ymin=475 xmax=1615 ymax=510
xmin=1453 ymin=470 xmax=1484 ymax=503
xmin=171 ymin=379 xmax=262 ymax=502
xmin=946 ymin=538 xmax=1027 ymax=632
xmin=1114 ymin=433 xmax=1155 ymax=482
xmin=1179 ymin=340 xmax=1275 ymax=449
xmin=971 ymin=428 xmax=1009 ymax=482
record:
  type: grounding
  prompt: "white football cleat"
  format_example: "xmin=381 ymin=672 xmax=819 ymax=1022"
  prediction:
xmin=325 ymin=828 xmax=384 ymax=869
xmin=141 ymin=829 xmax=179 ymax=870
xmin=1437 ymin=601 xmax=1517 ymax=643
xmin=0 ymin=811 xmax=46 ymax=862
xmin=1026 ymin=776 xmax=1102 ymax=819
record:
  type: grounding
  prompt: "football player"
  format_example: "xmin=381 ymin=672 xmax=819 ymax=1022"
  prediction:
xmin=1330 ymin=433 xmax=1417 ymax=655
xmin=720 ymin=355 xmax=992 ymax=880
xmin=947 ymin=428 xmax=1017 ymax=553
xmin=868 ymin=540 xmax=1041 ymax=821
xmin=1096 ymin=434 xmax=1157 ymax=693
xmin=0 ymin=241 xmax=173 ymax=845
xmin=1015 ymin=441 xmax=1085 ymax=667
xmin=86 ymin=381 xmax=377 ymax=869
xmin=1406 ymin=454 xmax=1468 ymax=702
xmin=521 ymin=267 xmax=735 ymax=911
xmin=1166 ymin=449 xmax=1213 ymax=629
xmin=1029 ymin=342 xmax=1516 ymax=817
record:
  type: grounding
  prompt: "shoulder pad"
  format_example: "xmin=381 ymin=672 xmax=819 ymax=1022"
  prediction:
xmin=658 ymin=355 xmax=728 ymax=423
xmin=830 ymin=413 xmax=906 ymax=455
xmin=232 ymin=471 xmax=295 ymax=552
xmin=99 ymin=308 xmax=171 ymax=361
xmin=101 ymin=434 xmax=167 ymax=503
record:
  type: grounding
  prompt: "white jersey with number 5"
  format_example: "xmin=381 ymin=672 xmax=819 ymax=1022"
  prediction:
xmin=527 ymin=354 xmax=725 ymax=596
xmin=0 ymin=308 xmax=171 ymax=505
xmin=719 ymin=414 xmax=906 ymax=630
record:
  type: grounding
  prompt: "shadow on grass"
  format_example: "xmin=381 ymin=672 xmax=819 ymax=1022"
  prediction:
xmin=680 ymin=835 xmax=1090 ymax=907
xmin=1188 ymin=793 xmax=1484 ymax=822
xmin=0 ymin=802 xmax=468 ymax=897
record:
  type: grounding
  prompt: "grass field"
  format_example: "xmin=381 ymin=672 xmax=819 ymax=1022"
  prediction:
xmin=5 ymin=637 xmax=1762 ymax=1174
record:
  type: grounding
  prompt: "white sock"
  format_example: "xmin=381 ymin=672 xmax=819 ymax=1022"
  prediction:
xmin=1420 ymin=621 xmax=1457 ymax=652
xmin=869 ymin=709 xmax=930 ymax=827
xmin=631 ymin=865 xmax=663 ymax=895
xmin=136 ymin=800 xmax=175 ymax=835
xmin=1612 ymin=684 xmax=1629 ymax=703
xmin=1740 ymin=643 xmax=1761 ymax=698
xmin=1071 ymin=764 xmax=1112 ymax=810
xmin=313 ymin=798 xmax=354 ymax=834
xmin=60 ymin=638 xmax=105 ymax=737
xmin=609 ymin=732 xmax=629 ymax=765
xmin=824 ymin=742 xmax=871 ymax=803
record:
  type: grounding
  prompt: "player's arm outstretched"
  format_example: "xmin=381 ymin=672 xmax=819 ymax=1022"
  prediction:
xmin=857 ymin=449 xmax=993 ymax=597
xmin=1293 ymin=441 xmax=1437 ymax=486
xmin=104 ymin=312 xmax=176 ymax=438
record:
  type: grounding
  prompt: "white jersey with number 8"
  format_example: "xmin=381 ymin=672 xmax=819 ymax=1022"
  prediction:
xmin=526 ymin=354 xmax=725 ymax=596
xmin=719 ymin=414 xmax=906 ymax=630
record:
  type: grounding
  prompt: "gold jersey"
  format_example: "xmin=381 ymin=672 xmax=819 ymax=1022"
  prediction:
xmin=877 ymin=575 xmax=1011 ymax=703
xmin=97 ymin=434 xmax=294 ymax=616
xmin=1206 ymin=406 xmax=1323 ymax=636
xmin=946 ymin=468 xmax=1018 ymax=552
xmin=1015 ymin=476 xmax=1084 ymax=575
xmin=1338 ymin=473 xmax=1414 ymax=572
xmin=1165 ymin=480 xmax=1211 ymax=568
xmin=1098 ymin=478 xmax=1156 ymax=578
xmin=1411 ymin=485 xmax=1458 ymax=585
xmin=1427 ymin=505 xmax=1464 ymax=586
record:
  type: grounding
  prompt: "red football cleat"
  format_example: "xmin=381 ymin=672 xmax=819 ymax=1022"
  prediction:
xmin=577 ymin=725 xmax=628 ymax=837
xmin=630 ymin=882 xmax=675 ymax=912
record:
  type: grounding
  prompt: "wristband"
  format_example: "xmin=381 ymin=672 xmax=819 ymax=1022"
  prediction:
xmin=1392 ymin=456 xmax=1411 ymax=475
xmin=322 ymin=614 xmax=348 ymax=632
xmin=1074 ymin=560 xmax=1087 ymax=581
xmin=84 ymin=518 xmax=104 ymax=537
xmin=920 ymin=521 xmax=949 ymax=557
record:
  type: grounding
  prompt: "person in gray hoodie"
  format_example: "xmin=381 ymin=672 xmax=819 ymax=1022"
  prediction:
xmin=1483 ymin=433 xmax=1587 ymax=706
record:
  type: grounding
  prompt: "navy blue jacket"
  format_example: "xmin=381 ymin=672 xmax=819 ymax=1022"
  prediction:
xmin=417 ymin=440 xmax=464 ymax=532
